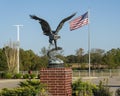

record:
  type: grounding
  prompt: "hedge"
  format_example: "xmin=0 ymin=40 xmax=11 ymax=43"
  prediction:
xmin=0 ymin=80 xmax=47 ymax=96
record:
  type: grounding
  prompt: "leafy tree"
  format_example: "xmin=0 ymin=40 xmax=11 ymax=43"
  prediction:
xmin=3 ymin=40 xmax=18 ymax=73
xmin=40 ymin=47 xmax=48 ymax=56
xmin=75 ymin=48 xmax=84 ymax=63
xmin=0 ymin=48 xmax=7 ymax=71
xmin=20 ymin=49 xmax=37 ymax=71
xmin=66 ymin=55 xmax=77 ymax=63
xmin=113 ymin=48 xmax=120 ymax=68
xmin=90 ymin=48 xmax=105 ymax=69
xmin=20 ymin=48 xmax=49 ymax=71
xmin=75 ymin=48 xmax=84 ymax=56
xmin=40 ymin=56 xmax=48 ymax=68
xmin=103 ymin=48 xmax=120 ymax=68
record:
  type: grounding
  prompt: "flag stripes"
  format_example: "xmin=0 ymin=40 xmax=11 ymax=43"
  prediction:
xmin=70 ymin=12 xmax=88 ymax=31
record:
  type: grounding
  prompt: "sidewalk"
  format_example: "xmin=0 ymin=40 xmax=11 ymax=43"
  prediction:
xmin=0 ymin=79 xmax=25 ymax=89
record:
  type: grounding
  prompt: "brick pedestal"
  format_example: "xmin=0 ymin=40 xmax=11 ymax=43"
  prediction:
xmin=40 ymin=68 xmax=72 ymax=96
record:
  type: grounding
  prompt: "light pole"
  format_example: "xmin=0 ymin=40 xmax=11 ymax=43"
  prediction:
xmin=13 ymin=25 xmax=23 ymax=73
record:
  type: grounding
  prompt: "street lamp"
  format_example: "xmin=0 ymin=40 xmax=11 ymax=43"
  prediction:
xmin=13 ymin=25 xmax=23 ymax=73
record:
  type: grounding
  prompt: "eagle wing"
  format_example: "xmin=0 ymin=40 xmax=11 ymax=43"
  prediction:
xmin=30 ymin=15 xmax=52 ymax=36
xmin=55 ymin=12 xmax=76 ymax=34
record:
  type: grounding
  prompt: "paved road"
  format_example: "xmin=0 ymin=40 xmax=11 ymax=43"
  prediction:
xmin=0 ymin=79 xmax=24 ymax=89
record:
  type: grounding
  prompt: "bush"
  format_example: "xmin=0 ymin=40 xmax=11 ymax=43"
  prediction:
xmin=23 ymin=74 xmax=29 ymax=79
xmin=0 ymin=80 xmax=47 ymax=96
xmin=19 ymin=80 xmax=46 ymax=91
xmin=0 ymin=86 xmax=36 ymax=96
xmin=72 ymin=79 xmax=95 ymax=96
xmin=13 ymin=73 xmax=22 ymax=79
xmin=72 ymin=79 xmax=113 ymax=96
xmin=0 ymin=72 xmax=3 ymax=79
xmin=30 ymin=73 xmax=36 ymax=79
xmin=1 ymin=72 xmax=12 ymax=79
xmin=93 ymin=80 xmax=113 ymax=96
xmin=37 ymin=73 xmax=40 ymax=79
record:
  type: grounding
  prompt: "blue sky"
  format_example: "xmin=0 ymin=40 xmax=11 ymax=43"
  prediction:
xmin=0 ymin=0 xmax=120 ymax=56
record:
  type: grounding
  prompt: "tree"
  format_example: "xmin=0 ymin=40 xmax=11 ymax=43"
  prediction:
xmin=66 ymin=55 xmax=77 ymax=63
xmin=90 ymin=48 xmax=105 ymax=69
xmin=75 ymin=48 xmax=84 ymax=63
xmin=3 ymin=41 xmax=18 ymax=73
xmin=75 ymin=48 xmax=84 ymax=56
xmin=0 ymin=48 xmax=7 ymax=71
xmin=39 ymin=47 xmax=48 ymax=56
xmin=103 ymin=48 xmax=120 ymax=68
xmin=20 ymin=49 xmax=36 ymax=71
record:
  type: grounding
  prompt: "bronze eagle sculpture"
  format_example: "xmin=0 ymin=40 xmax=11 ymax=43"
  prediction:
xmin=30 ymin=13 xmax=76 ymax=50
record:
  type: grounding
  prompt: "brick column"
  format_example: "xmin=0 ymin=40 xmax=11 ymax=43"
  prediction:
xmin=40 ymin=68 xmax=72 ymax=96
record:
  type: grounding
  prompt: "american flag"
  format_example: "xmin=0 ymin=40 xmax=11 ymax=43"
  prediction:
xmin=70 ymin=12 xmax=88 ymax=31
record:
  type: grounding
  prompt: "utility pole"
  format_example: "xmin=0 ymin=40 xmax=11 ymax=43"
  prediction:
xmin=13 ymin=25 xmax=23 ymax=73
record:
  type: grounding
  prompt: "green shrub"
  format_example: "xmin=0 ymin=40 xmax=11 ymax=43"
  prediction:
xmin=0 ymin=86 xmax=36 ymax=96
xmin=23 ymin=73 xmax=36 ymax=79
xmin=1 ymin=72 xmax=12 ymax=79
xmin=0 ymin=72 xmax=4 ymax=79
xmin=72 ymin=79 xmax=113 ymax=96
xmin=13 ymin=73 xmax=22 ymax=79
xmin=19 ymin=80 xmax=47 ymax=96
xmin=23 ymin=74 xmax=29 ymax=79
xmin=93 ymin=80 xmax=113 ymax=96
xmin=19 ymin=80 xmax=46 ymax=92
xmin=37 ymin=73 xmax=40 ymax=79
xmin=72 ymin=79 xmax=95 ymax=96
xmin=30 ymin=73 xmax=36 ymax=79
xmin=0 ymin=80 xmax=47 ymax=96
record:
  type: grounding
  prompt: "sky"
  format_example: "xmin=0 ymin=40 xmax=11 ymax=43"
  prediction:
xmin=0 ymin=0 xmax=120 ymax=56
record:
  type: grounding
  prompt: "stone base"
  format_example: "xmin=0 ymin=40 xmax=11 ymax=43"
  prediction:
xmin=48 ymin=63 xmax=64 ymax=68
xmin=40 ymin=68 xmax=72 ymax=96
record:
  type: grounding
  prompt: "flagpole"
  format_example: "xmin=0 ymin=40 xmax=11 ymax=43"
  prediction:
xmin=88 ymin=9 xmax=91 ymax=77
xmin=69 ymin=11 xmax=91 ymax=77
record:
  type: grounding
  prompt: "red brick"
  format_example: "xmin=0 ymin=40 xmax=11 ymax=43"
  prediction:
xmin=40 ymin=68 xmax=72 ymax=96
